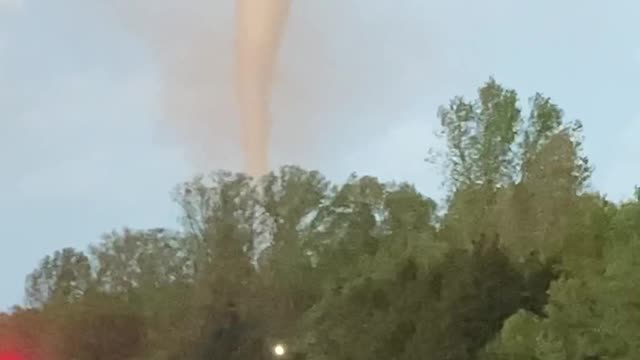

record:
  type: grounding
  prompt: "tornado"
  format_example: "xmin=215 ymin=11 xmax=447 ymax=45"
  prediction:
xmin=235 ymin=0 xmax=291 ymax=177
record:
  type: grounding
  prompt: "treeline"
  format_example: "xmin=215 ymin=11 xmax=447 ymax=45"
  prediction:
xmin=2 ymin=78 xmax=638 ymax=359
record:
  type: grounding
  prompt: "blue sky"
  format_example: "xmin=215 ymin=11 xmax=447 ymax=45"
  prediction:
xmin=1 ymin=0 xmax=639 ymax=309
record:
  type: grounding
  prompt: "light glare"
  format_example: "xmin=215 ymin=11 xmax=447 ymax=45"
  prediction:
xmin=274 ymin=344 xmax=286 ymax=356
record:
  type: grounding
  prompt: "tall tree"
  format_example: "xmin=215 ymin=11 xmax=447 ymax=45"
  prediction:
xmin=433 ymin=78 xmax=592 ymax=256
xmin=174 ymin=171 xmax=258 ymax=293
xmin=171 ymin=171 xmax=262 ymax=358
xmin=90 ymin=227 xmax=193 ymax=294
xmin=255 ymin=166 xmax=331 ymax=341
xmin=89 ymin=228 xmax=196 ymax=358
xmin=25 ymin=248 xmax=92 ymax=308
xmin=435 ymin=78 xmax=521 ymax=190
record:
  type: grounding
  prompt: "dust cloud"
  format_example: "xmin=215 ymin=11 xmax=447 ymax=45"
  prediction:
xmin=106 ymin=0 xmax=438 ymax=176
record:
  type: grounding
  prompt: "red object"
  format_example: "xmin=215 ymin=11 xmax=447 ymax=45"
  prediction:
xmin=0 ymin=352 xmax=25 ymax=360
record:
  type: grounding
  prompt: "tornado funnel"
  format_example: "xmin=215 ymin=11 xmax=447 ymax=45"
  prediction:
xmin=235 ymin=0 xmax=291 ymax=177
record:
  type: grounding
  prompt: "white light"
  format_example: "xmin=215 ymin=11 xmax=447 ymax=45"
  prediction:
xmin=274 ymin=344 xmax=286 ymax=356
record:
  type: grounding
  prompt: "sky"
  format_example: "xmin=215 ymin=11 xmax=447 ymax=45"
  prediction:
xmin=1 ymin=0 xmax=639 ymax=309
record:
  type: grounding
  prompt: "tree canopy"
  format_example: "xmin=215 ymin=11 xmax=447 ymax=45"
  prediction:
xmin=3 ymin=78 xmax=635 ymax=360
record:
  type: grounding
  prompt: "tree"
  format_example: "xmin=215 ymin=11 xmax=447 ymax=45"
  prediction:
xmin=434 ymin=78 xmax=592 ymax=259
xmin=90 ymin=227 xmax=193 ymax=293
xmin=88 ymin=227 xmax=198 ymax=358
xmin=170 ymin=171 xmax=272 ymax=359
xmin=433 ymin=79 xmax=590 ymax=193
xmin=174 ymin=171 xmax=258 ymax=298
xmin=254 ymin=166 xmax=332 ymax=341
xmin=25 ymin=248 xmax=93 ymax=308
xmin=302 ymin=235 xmax=553 ymax=360
xmin=15 ymin=78 xmax=625 ymax=360
xmin=0 ymin=307 xmax=59 ymax=360
xmin=56 ymin=292 xmax=147 ymax=360
xmin=486 ymin=197 xmax=640 ymax=359
xmin=434 ymin=78 xmax=521 ymax=190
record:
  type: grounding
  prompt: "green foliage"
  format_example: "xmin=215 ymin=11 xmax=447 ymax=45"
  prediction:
xmin=486 ymin=198 xmax=640 ymax=360
xmin=6 ymin=78 xmax=634 ymax=360
xmin=433 ymin=78 xmax=591 ymax=192
xmin=56 ymin=292 xmax=147 ymax=360
xmin=25 ymin=247 xmax=92 ymax=307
